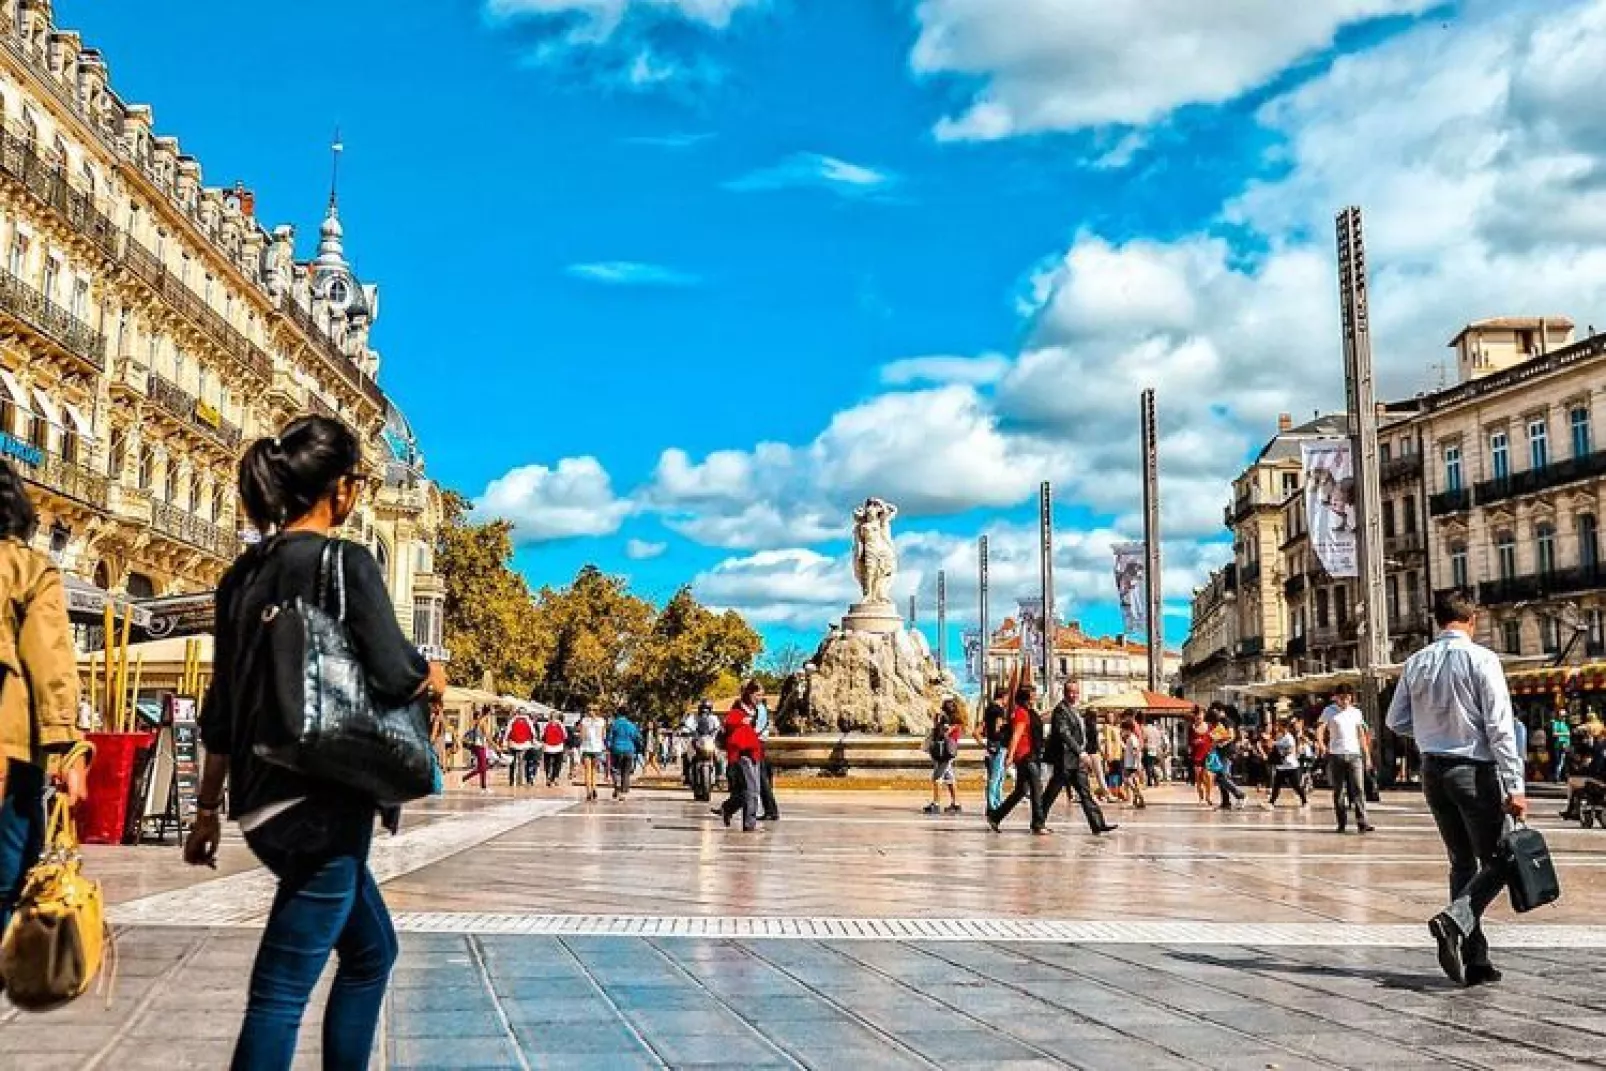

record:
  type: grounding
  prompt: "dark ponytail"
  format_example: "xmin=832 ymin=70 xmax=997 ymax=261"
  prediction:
xmin=238 ymin=415 xmax=361 ymax=533
xmin=0 ymin=457 xmax=38 ymax=542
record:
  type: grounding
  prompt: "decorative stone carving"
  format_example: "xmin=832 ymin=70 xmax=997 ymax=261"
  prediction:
xmin=851 ymin=497 xmax=897 ymax=603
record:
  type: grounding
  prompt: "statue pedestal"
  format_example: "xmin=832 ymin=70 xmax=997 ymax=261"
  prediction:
xmin=841 ymin=600 xmax=903 ymax=635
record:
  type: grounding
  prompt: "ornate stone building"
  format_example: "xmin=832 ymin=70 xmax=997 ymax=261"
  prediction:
xmin=985 ymin=618 xmax=1181 ymax=701
xmin=0 ymin=0 xmax=443 ymax=646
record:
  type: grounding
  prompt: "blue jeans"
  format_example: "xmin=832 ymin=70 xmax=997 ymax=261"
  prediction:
xmin=985 ymin=749 xmax=1007 ymax=812
xmin=233 ymin=804 xmax=398 ymax=1071
xmin=0 ymin=760 xmax=45 ymax=937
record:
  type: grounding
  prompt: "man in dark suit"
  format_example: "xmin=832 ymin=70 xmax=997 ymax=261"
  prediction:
xmin=1040 ymin=681 xmax=1117 ymax=835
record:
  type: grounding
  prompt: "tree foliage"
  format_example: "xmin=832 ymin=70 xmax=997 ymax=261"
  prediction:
xmin=624 ymin=587 xmax=763 ymax=716
xmin=436 ymin=492 xmax=549 ymax=695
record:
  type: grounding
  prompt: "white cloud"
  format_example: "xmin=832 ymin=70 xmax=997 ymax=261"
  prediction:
xmin=725 ymin=152 xmax=898 ymax=196
xmin=911 ymin=0 xmax=1435 ymax=139
xmin=879 ymin=353 xmax=1010 ymax=387
xmin=566 ymin=261 xmax=701 ymax=287
xmin=473 ymin=456 xmax=633 ymax=544
xmin=624 ymin=538 xmax=668 ymax=560
xmin=486 ymin=0 xmax=759 ymax=88
xmin=692 ymin=523 xmax=1220 ymax=635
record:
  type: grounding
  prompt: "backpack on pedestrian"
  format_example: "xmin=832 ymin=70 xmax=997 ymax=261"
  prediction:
xmin=927 ymin=720 xmax=957 ymax=763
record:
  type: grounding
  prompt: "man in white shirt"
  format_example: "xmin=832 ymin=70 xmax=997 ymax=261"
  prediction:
xmin=1318 ymin=683 xmax=1374 ymax=833
xmin=1386 ymin=589 xmax=1526 ymax=987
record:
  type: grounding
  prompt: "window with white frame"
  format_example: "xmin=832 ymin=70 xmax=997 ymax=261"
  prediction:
xmin=1529 ymin=417 xmax=1549 ymax=470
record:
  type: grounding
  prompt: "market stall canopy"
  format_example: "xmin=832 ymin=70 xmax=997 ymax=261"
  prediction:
xmin=63 ymin=575 xmax=152 ymax=630
xmin=442 ymin=686 xmax=503 ymax=707
xmin=1085 ymin=689 xmax=1195 ymax=714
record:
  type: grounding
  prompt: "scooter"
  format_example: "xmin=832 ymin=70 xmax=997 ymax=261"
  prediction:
xmin=690 ymin=735 xmax=718 ymax=802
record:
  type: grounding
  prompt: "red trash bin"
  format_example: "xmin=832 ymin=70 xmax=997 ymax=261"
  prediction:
xmin=76 ymin=731 xmax=155 ymax=845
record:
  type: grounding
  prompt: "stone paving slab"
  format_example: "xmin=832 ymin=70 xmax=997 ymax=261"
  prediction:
xmin=5 ymin=928 xmax=1603 ymax=1069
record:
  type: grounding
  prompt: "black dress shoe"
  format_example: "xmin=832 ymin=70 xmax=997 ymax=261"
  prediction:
xmin=1429 ymin=914 xmax=1465 ymax=985
xmin=1095 ymin=824 xmax=1119 ymax=835
xmin=1465 ymin=963 xmax=1503 ymax=986
xmin=1358 ymin=823 xmax=1376 ymax=834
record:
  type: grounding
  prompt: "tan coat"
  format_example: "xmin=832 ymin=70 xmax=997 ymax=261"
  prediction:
xmin=0 ymin=537 xmax=80 ymax=767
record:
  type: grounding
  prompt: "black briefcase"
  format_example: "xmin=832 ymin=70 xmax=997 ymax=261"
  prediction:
xmin=1502 ymin=823 xmax=1560 ymax=913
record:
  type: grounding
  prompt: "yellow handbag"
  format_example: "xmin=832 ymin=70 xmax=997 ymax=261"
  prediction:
xmin=0 ymin=742 xmax=107 ymax=1011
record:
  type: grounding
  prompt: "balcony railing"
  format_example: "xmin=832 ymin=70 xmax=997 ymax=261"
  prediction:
xmin=0 ymin=266 xmax=106 ymax=372
xmin=1236 ymin=636 xmax=1265 ymax=657
xmin=147 ymin=372 xmax=243 ymax=451
xmin=1429 ymin=488 xmax=1472 ymax=516
xmin=1474 ymin=450 xmax=1606 ymax=508
xmin=1241 ymin=561 xmax=1262 ymax=585
xmin=152 ymin=500 xmax=238 ymax=560
xmin=1384 ymin=531 xmax=1424 ymax=558
xmin=1380 ymin=453 xmax=1423 ymax=485
xmin=1480 ymin=564 xmax=1606 ymax=606
xmin=1284 ymin=573 xmax=1306 ymax=598
xmin=17 ymin=448 xmax=109 ymax=510
xmin=1286 ymin=635 xmax=1307 ymax=658
xmin=1310 ymin=624 xmax=1341 ymax=648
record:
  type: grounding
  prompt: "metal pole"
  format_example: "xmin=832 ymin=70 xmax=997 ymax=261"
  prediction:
xmin=1336 ymin=206 xmax=1391 ymax=740
xmin=1039 ymin=482 xmax=1056 ymax=700
xmin=1141 ymin=389 xmax=1164 ymax=692
xmin=978 ymin=536 xmax=990 ymax=703
xmin=936 ymin=570 xmax=948 ymax=676
xmin=908 ymin=594 xmax=917 ymax=628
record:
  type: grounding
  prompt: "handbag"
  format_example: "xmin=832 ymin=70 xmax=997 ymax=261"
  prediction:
xmin=255 ymin=539 xmax=435 ymax=805
xmin=1501 ymin=819 xmax=1560 ymax=914
xmin=0 ymin=743 xmax=106 ymax=1011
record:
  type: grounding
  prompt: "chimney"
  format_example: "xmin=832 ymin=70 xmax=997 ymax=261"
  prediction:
xmin=1277 ymin=412 xmax=1293 ymax=433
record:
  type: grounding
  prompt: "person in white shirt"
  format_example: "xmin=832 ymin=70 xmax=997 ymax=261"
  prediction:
xmin=1268 ymin=719 xmax=1308 ymax=808
xmin=1386 ymin=589 xmax=1526 ymax=988
xmin=1318 ymin=683 xmax=1374 ymax=833
xmin=577 ymin=710 xmax=607 ymax=802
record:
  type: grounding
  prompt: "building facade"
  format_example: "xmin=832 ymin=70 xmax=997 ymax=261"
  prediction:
xmin=1419 ymin=321 xmax=1604 ymax=663
xmin=985 ymin=618 xmax=1181 ymax=700
xmin=0 ymin=1 xmax=443 ymax=646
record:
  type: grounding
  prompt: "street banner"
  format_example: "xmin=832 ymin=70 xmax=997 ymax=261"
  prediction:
xmin=1112 ymin=542 xmax=1147 ymax=634
xmin=962 ymin=628 xmax=983 ymax=684
xmin=1302 ymin=440 xmax=1358 ymax=578
xmin=1016 ymin=597 xmax=1046 ymax=675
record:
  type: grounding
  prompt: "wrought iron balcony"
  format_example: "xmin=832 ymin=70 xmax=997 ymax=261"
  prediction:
xmin=1429 ymin=488 xmax=1471 ymax=516
xmin=1284 ymin=573 xmax=1307 ymax=598
xmin=17 ymin=448 xmax=109 ymax=510
xmin=1384 ymin=531 xmax=1424 ymax=558
xmin=1286 ymin=634 xmax=1308 ymax=658
xmin=1474 ymin=451 xmax=1606 ymax=508
xmin=1479 ymin=564 xmax=1606 ymax=606
xmin=1236 ymin=636 xmax=1265 ymax=657
xmin=0 ymin=267 xmax=106 ymax=372
xmin=152 ymin=500 xmax=238 ymax=560
xmin=147 ymin=372 xmax=243 ymax=451
xmin=1241 ymin=560 xmax=1263 ymax=585
xmin=1379 ymin=453 xmax=1423 ymax=485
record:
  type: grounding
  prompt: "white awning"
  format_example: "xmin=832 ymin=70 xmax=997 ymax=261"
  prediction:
xmin=61 ymin=400 xmax=94 ymax=440
xmin=0 ymin=368 xmax=27 ymax=409
xmin=29 ymin=386 xmax=60 ymax=427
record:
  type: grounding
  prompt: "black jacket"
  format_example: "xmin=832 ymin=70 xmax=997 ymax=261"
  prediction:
xmin=1047 ymin=701 xmax=1087 ymax=764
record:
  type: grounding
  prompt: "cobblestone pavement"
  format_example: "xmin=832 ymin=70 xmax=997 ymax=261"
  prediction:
xmin=4 ymin=783 xmax=1604 ymax=1068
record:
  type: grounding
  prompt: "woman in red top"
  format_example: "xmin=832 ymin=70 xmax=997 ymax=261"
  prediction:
xmin=718 ymin=691 xmax=765 ymax=832
xmin=1189 ymin=708 xmax=1216 ymax=807
xmin=985 ymin=685 xmax=1047 ymax=835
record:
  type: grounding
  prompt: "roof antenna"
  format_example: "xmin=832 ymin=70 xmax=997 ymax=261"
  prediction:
xmin=328 ymin=127 xmax=343 ymax=210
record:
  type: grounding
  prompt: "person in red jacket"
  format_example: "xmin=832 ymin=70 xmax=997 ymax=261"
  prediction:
xmin=719 ymin=695 xmax=765 ymax=832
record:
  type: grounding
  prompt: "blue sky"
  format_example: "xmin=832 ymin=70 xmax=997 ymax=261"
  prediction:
xmin=66 ymin=0 xmax=1606 ymax=676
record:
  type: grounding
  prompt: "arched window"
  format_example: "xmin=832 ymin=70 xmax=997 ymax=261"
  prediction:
xmin=125 ymin=573 xmax=156 ymax=599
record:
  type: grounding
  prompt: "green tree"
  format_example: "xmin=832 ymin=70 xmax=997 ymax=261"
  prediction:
xmin=529 ymin=565 xmax=655 ymax=712
xmin=436 ymin=492 xmax=548 ymax=695
xmin=626 ymin=587 xmax=762 ymax=716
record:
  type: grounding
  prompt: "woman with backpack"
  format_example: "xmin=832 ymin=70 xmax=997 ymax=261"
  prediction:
xmin=540 ymin=712 xmax=567 ymax=786
xmin=0 ymin=459 xmax=85 ymax=942
xmin=502 ymin=707 xmax=537 ymax=787
xmin=183 ymin=416 xmax=445 ymax=1070
xmin=924 ymin=698 xmax=964 ymax=815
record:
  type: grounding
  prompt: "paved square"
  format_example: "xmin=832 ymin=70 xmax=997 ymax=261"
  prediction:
xmin=5 ymin=782 xmax=1605 ymax=1068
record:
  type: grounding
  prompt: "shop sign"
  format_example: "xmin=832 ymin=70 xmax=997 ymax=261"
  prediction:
xmin=0 ymin=429 xmax=42 ymax=468
xmin=194 ymin=401 xmax=221 ymax=428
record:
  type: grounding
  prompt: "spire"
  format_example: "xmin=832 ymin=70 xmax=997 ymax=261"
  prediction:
xmin=328 ymin=127 xmax=343 ymax=211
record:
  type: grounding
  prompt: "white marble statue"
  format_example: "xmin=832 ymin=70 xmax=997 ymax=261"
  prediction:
xmin=851 ymin=497 xmax=899 ymax=604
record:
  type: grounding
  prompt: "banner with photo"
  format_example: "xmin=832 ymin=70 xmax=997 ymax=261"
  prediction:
xmin=962 ymin=628 xmax=983 ymax=684
xmin=1302 ymin=439 xmax=1358 ymax=578
xmin=1016 ymin=597 xmax=1047 ymax=674
xmin=1111 ymin=542 xmax=1147 ymax=635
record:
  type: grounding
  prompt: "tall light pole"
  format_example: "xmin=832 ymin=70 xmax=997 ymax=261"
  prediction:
xmin=1336 ymin=206 xmax=1390 ymax=737
xmin=936 ymin=570 xmax=948 ymax=676
xmin=978 ymin=536 xmax=990 ymax=702
xmin=1141 ymin=388 xmax=1164 ymax=692
xmin=1039 ymin=482 xmax=1056 ymax=699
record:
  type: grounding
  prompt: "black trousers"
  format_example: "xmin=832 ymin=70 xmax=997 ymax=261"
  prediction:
xmin=543 ymin=751 xmax=564 ymax=784
xmin=1041 ymin=758 xmax=1108 ymax=833
xmin=1269 ymin=768 xmax=1307 ymax=805
xmin=758 ymin=760 xmax=780 ymax=819
xmin=989 ymin=758 xmax=1045 ymax=831
xmin=1423 ymin=756 xmax=1510 ymax=967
